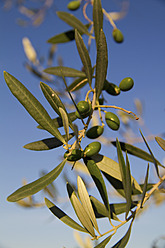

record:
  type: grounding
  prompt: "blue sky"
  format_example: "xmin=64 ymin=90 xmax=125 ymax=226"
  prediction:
xmin=1 ymin=0 xmax=165 ymax=248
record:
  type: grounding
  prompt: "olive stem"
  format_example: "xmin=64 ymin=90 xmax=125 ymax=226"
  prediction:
xmin=83 ymin=1 xmax=93 ymax=23
xmin=98 ymin=105 xmax=139 ymax=120
xmin=102 ymin=8 xmax=117 ymax=30
xmin=70 ymin=78 xmax=88 ymax=92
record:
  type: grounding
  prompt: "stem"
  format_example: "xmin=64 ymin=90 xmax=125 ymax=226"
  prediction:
xmin=102 ymin=8 xmax=117 ymax=29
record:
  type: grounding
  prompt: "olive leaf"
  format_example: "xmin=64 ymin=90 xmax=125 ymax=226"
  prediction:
xmin=59 ymin=107 xmax=69 ymax=144
xmin=140 ymin=164 xmax=149 ymax=208
xmin=111 ymin=141 xmax=163 ymax=167
xmin=24 ymin=133 xmax=74 ymax=151
xmin=75 ymin=30 xmax=93 ymax=87
xmin=45 ymin=198 xmax=89 ymax=233
xmin=155 ymin=136 xmax=165 ymax=151
xmin=44 ymin=66 xmax=86 ymax=78
xmin=67 ymin=183 xmax=96 ymax=237
xmin=47 ymin=24 xmax=92 ymax=44
xmin=95 ymin=29 xmax=108 ymax=101
xmin=83 ymin=158 xmax=110 ymax=217
xmin=93 ymin=0 xmax=103 ymax=46
xmin=125 ymin=152 xmax=132 ymax=218
xmin=77 ymin=176 xmax=100 ymax=234
xmin=7 ymin=159 xmax=66 ymax=202
xmin=56 ymin=11 xmax=91 ymax=36
xmin=111 ymin=220 xmax=133 ymax=248
xmin=94 ymin=234 xmax=112 ymax=248
xmin=4 ymin=72 xmax=65 ymax=144
xmin=68 ymin=77 xmax=88 ymax=92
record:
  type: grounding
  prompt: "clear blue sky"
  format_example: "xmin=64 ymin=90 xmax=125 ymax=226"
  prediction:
xmin=1 ymin=0 xmax=165 ymax=248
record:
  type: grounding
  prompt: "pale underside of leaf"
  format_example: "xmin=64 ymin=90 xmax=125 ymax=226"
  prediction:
xmin=140 ymin=164 xmax=149 ymax=208
xmin=45 ymin=198 xmax=89 ymax=233
xmin=59 ymin=107 xmax=69 ymax=143
xmin=7 ymin=160 xmax=66 ymax=202
xmin=155 ymin=136 xmax=165 ymax=151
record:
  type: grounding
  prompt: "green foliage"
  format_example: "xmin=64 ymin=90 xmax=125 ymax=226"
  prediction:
xmin=4 ymin=0 xmax=165 ymax=247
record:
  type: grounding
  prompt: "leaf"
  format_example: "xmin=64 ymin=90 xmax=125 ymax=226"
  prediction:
xmin=90 ymin=196 xmax=138 ymax=219
xmin=4 ymin=72 xmax=65 ymax=144
xmin=56 ymin=11 xmax=91 ymax=36
xmin=59 ymin=107 xmax=69 ymax=143
xmin=67 ymin=183 xmax=96 ymax=237
xmin=23 ymin=133 xmax=74 ymax=151
xmin=116 ymin=138 xmax=126 ymax=189
xmin=94 ymin=234 xmax=112 ymax=248
xmin=91 ymin=154 xmax=142 ymax=194
xmin=47 ymin=23 xmax=92 ymax=44
xmin=111 ymin=141 xmax=163 ymax=167
xmin=77 ymin=176 xmax=100 ymax=234
xmin=40 ymin=82 xmax=74 ymax=130
xmin=95 ymin=29 xmax=108 ymax=100
xmin=125 ymin=152 xmax=132 ymax=218
xmin=37 ymin=112 xmax=77 ymax=129
xmin=111 ymin=220 xmax=133 ymax=248
xmin=140 ymin=130 xmax=159 ymax=177
xmin=155 ymin=136 xmax=165 ymax=151
xmin=45 ymin=198 xmax=89 ymax=233
xmin=68 ymin=77 xmax=88 ymax=92
xmin=140 ymin=164 xmax=149 ymax=208
xmin=7 ymin=160 xmax=66 ymax=202
xmin=44 ymin=66 xmax=86 ymax=78
xmin=83 ymin=158 xmax=110 ymax=216
xmin=93 ymin=0 xmax=103 ymax=46
xmin=75 ymin=30 xmax=93 ymax=87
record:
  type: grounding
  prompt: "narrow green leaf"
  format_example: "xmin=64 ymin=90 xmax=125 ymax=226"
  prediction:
xmin=68 ymin=77 xmax=88 ymax=92
xmin=77 ymin=176 xmax=100 ymax=234
xmin=23 ymin=133 xmax=74 ymax=151
xmin=59 ymin=107 xmax=69 ymax=143
xmin=7 ymin=160 xmax=66 ymax=202
xmin=75 ymin=30 xmax=93 ymax=87
xmin=111 ymin=220 xmax=133 ymax=248
xmin=90 ymin=196 xmax=138 ymax=219
xmin=91 ymin=154 xmax=142 ymax=194
xmin=56 ymin=11 xmax=91 ymax=36
xmin=155 ymin=136 xmax=165 ymax=151
xmin=83 ymin=158 xmax=110 ymax=216
xmin=94 ymin=234 xmax=112 ymax=248
xmin=140 ymin=164 xmax=149 ymax=208
xmin=4 ymin=72 xmax=65 ymax=144
xmin=140 ymin=130 xmax=160 ymax=177
xmin=44 ymin=66 xmax=86 ymax=78
xmin=67 ymin=183 xmax=96 ymax=237
xmin=125 ymin=152 xmax=132 ymax=218
xmin=116 ymin=138 xmax=126 ymax=190
xmin=93 ymin=0 xmax=103 ymax=46
xmin=37 ymin=112 xmax=77 ymax=129
xmin=47 ymin=24 xmax=92 ymax=44
xmin=40 ymin=82 xmax=74 ymax=130
xmin=111 ymin=141 xmax=163 ymax=167
xmin=95 ymin=29 xmax=108 ymax=100
xmin=45 ymin=198 xmax=89 ymax=233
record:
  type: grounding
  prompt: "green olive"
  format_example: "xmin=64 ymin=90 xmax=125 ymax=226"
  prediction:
xmin=67 ymin=1 xmax=80 ymax=11
xmin=86 ymin=125 xmax=104 ymax=139
xmin=112 ymin=29 xmax=124 ymax=43
xmin=105 ymin=112 xmax=120 ymax=131
xmin=104 ymin=80 xmax=120 ymax=96
xmin=84 ymin=141 xmax=101 ymax=157
xmin=75 ymin=100 xmax=92 ymax=119
xmin=64 ymin=149 xmax=83 ymax=161
xmin=119 ymin=77 xmax=134 ymax=91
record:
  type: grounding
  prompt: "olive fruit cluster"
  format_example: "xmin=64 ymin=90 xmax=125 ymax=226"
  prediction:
xmin=75 ymin=100 xmax=92 ymax=119
xmin=67 ymin=1 xmax=80 ymax=11
xmin=105 ymin=112 xmax=120 ymax=131
xmin=64 ymin=142 xmax=101 ymax=162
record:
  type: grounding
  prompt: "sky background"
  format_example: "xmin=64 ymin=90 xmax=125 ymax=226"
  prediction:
xmin=1 ymin=0 xmax=165 ymax=248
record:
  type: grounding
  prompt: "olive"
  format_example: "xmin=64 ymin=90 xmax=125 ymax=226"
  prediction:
xmin=112 ymin=29 xmax=124 ymax=43
xmin=86 ymin=125 xmax=104 ymax=139
xmin=105 ymin=112 xmax=120 ymax=131
xmin=75 ymin=100 xmax=92 ymax=119
xmin=105 ymin=80 xmax=120 ymax=96
xmin=84 ymin=141 xmax=101 ymax=157
xmin=64 ymin=149 xmax=83 ymax=161
xmin=67 ymin=1 xmax=80 ymax=11
xmin=119 ymin=77 xmax=134 ymax=91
